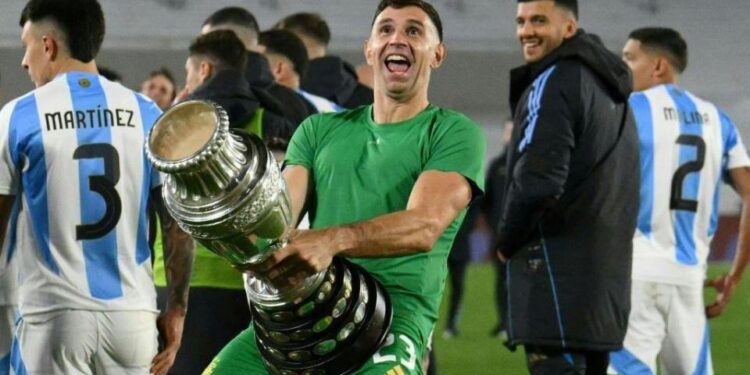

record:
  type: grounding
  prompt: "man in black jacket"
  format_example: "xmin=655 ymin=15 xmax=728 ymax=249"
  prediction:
xmin=183 ymin=31 xmax=295 ymax=152
xmin=273 ymin=12 xmax=374 ymax=109
xmin=496 ymin=1 xmax=639 ymax=373
xmin=201 ymin=7 xmax=312 ymax=127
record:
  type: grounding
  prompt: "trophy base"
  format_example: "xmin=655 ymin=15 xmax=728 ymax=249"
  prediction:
xmin=252 ymin=258 xmax=393 ymax=375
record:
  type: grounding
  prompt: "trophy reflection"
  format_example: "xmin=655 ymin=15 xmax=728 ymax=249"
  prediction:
xmin=146 ymin=101 xmax=392 ymax=375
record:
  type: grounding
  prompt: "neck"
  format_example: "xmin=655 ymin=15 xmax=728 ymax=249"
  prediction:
xmin=300 ymin=36 xmax=326 ymax=60
xmin=278 ymin=74 xmax=300 ymax=90
xmin=55 ymin=58 xmax=98 ymax=77
xmin=371 ymin=87 xmax=430 ymax=124
xmin=656 ymin=75 xmax=678 ymax=87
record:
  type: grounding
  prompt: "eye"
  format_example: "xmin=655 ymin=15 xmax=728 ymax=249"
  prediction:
xmin=379 ymin=25 xmax=393 ymax=35
xmin=407 ymin=26 xmax=421 ymax=37
xmin=531 ymin=16 xmax=546 ymax=25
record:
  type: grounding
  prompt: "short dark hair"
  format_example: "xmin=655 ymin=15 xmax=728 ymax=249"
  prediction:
xmin=98 ymin=66 xmax=122 ymax=82
xmin=373 ymin=0 xmax=443 ymax=42
xmin=19 ymin=0 xmax=105 ymax=63
xmin=517 ymin=0 xmax=578 ymax=20
xmin=273 ymin=13 xmax=331 ymax=47
xmin=189 ymin=30 xmax=248 ymax=72
xmin=629 ymin=27 xmax=688 ymax=73
xmin=259 ymin=30 xmax=309 ymax=79
xmin=202 ymin=7 xmax=259 ymax=34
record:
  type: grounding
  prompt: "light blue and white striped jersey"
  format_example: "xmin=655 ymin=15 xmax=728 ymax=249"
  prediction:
xmin=297 ymin=89 xmax=345 ymax=114
xmin=632 ymin=84 xmax=750 ymax=286
xmin=0 ymin=72 xmax=162 ymax=316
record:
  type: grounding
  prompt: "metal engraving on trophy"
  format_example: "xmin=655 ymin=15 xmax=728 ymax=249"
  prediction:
xmin=146 ymin=101 xmax=392 ymax=375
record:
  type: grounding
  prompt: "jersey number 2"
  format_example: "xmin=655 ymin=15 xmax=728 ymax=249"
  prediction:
xmin=670 ymin=135 xmax=706 ymax=212
xmin=73 ymin=143 xmax=122 ymax=240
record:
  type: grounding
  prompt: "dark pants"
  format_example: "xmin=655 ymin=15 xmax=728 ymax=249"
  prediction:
xmin=525 ymin=345 xmax=609 ymax=375
xmin=446 ymin=258 xmax=468 ymax=330
xmin=493 ymin=253 xmax=508 ymax=332
xmin=156 ymin=287 xmax=251 ymax=375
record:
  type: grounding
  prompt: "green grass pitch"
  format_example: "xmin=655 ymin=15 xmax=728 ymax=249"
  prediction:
xmin=433 ymin=263 xmax=750 ymax=374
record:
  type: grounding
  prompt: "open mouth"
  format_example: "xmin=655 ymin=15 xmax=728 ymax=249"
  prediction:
xmin=522 ymin=39 xmax=541 ymax=52
xmin=384 ymin=54 xmax=412 ymax=73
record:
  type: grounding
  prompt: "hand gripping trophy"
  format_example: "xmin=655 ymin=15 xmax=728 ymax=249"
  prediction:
xmin=146 ymin=101 xmax=392 ymax=375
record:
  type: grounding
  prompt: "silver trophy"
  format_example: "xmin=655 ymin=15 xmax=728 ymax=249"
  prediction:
xmin=146 ymin=101 xmax=392 ymax=375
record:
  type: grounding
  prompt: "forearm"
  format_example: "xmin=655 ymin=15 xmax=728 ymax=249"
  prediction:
xmin=496 ymin=159 xmax=566 ymax=252
xmin=162 ymin=221 xmax=194 ymax=312
xmin=730 ymin=199 xmax=750 ymax=281
xmin=0 ymin=195 xmax=14 ymax=270
xmin=327 ymin=208 xmax=447 ymax=258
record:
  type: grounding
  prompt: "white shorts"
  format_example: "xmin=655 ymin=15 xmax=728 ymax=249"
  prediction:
xmin=11 ymin=310 xmax=158 ymax=375
xmin=609 ymin=280 xmax=713 ymax=375
xmin=0 ymin=305 xmax=15 ymax=375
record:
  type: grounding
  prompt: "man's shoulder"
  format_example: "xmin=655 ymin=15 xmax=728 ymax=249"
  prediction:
xmin=308 ymin=105 xmax=370 ymax=126
xmin=426 ymin=106 xmax=483 ymax=138
xmin=0 ymin=90 xmax=42 ymax=129
xmin=430 ymin=106 xmax=477 ymax=124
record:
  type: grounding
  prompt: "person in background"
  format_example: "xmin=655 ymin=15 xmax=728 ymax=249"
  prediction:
xmin=274 ymin=12 xmax=374 ymax=109
xmin=610 ymin=27 xmax=750 ymax=375
xmin=442 ymin=201 xmax=481 ymax=339
xmin=140 ymin=67 xmax=177 ymax=111
xmin=0 ymin=0 xmax=195 ymax=374
xmin=201 ymin=7 xmax=311 ymax=127
xmin=258 ymin=29 xmax=344 ymax=114
xmin=496 ymin=0 xmax=639 ymax=373
xmin=483 ymin=118 xmax=513 ymax=341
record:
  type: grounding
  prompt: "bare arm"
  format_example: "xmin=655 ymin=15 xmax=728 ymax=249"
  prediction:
xmin=706 ymin=167 xmax=750 ymax=318
xmin=150 ymin=188 xmax=195 ymax=375
xmin=0 ymin=194 xmax=14 ymax=270
xmin=284 ymin=165 xmax=310 ymax=227
xmin=257 ymin=170 xmax=473 ymax=286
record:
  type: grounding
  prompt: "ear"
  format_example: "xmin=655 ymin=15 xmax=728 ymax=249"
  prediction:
xmin=273 ymin=60 xmax=284 ymax=76
xmin=364 ymin=39 xmax=375 ymax=67
xmin=41 ymin=35 xmax=58 ymax=61
xmin=271 ymin=60 xmax=286 ymax=81
xmin=653 ymin=57 xmax=671 ymax=80
xmin=563 ymin=17 xmax=578 ymax=39
xmin=198 ymin=61 xmax=212 ymax=83
xmin=431 ymin=42 xmax=446 ymax=69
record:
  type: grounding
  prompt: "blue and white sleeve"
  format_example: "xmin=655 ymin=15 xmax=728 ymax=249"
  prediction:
xmin=0 ymin=101 xmax=20 ymax=195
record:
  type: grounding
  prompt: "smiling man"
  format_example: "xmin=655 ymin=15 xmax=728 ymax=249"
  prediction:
xmin=203 ymin=0 xmax=485 ymax=374
xmin=495 ymin=0 xmax=639 ymax=374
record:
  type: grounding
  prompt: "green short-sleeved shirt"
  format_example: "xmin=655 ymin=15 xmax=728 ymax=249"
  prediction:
xmin=285 ymin=104 xmax=486 ymax=348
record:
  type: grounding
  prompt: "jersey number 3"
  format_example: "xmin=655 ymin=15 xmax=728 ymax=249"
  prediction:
xmin=73 ymin=143 xmax=122 ymax=240
xmin=670 ymin=135 xmax=706 ymax=212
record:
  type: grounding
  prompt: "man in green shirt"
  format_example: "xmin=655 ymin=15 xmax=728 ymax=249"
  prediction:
xmin=205 ymin=1 xmax=485 ymax=374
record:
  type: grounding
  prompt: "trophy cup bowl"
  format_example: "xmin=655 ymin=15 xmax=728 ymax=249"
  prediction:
xmin=145 ymin=101 xmax=392 ymax=375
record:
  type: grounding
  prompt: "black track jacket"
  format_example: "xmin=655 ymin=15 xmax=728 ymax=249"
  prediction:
xmin=497 ymin=30 xmax=640 ymax=351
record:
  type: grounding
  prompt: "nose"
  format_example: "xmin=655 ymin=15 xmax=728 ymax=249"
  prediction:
xmin=21 ymin=55 xmax=29 ymax=71
xmin=517 ymin=21 xmax=534 ymax=39
xmin=387 ymin=29 xmax=408 ymax=46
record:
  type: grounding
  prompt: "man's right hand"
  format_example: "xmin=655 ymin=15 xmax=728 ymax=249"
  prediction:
xmin=705 ymin=274 xmax=740 ymax=318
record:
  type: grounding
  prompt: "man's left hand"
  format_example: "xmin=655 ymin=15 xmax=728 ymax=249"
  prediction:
xmin=705 ymin=274 xmax=740 ymax=318
xmin=151 ymin=307 xmax=186 ymax=375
